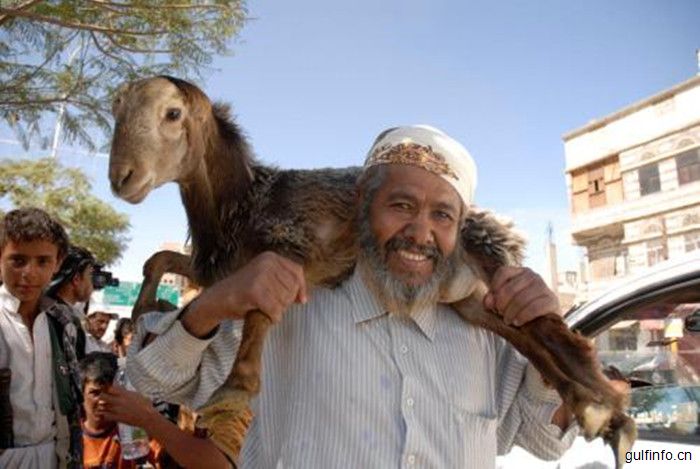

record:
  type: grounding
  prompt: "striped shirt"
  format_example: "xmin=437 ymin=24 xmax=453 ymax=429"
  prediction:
xmin=129 ymin=269 xmax=578 ymax=469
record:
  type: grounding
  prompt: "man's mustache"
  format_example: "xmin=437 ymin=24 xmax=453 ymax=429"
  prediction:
xmin=384 ymin=236 xmax=442 ymax=262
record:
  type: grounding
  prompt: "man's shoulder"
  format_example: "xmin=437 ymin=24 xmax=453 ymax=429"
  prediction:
xmin=285 ymin=283 xmax=353 ymax=323
xmin=304 ymin=283 xmax=352 ymax=308
xmin=436 ymin=303 xmax=512 ymax=346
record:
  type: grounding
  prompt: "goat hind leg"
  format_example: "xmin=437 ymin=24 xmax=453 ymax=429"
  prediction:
xmin=450 ymin=298 xmax=636 ymax=467
xmin=199 ymin=310 xmax=271 ymax=428
xmin=132 ymin=250 xmax=193 ymax=321
xmin=450 ymin=298 xmax=624 ymax=435
xmin=519 ymin=316 xmax=637 ymax=461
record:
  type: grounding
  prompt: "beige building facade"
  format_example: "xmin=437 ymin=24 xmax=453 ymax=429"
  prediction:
xmin=564 ymin=75 xmax=700 ymax=300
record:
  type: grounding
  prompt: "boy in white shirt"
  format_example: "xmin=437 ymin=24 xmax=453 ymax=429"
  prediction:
xmin=0 ymin=207 xmax=83 ymax=468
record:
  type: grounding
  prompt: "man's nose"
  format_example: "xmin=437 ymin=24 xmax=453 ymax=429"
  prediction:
xmin=403 ymin=215 xmax=435 ymax=246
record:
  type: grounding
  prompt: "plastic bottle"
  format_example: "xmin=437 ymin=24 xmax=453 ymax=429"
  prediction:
xmin=115 ymin=368 xmax=150 ymax=461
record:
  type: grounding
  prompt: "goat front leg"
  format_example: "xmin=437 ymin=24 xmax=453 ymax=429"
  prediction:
xmin=199 ymin=310 xmax=271 ymax=429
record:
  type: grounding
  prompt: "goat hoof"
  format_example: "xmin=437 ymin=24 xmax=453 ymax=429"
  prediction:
xmin=581 ymin=403 xmax=614 ymax=440
xmin=606 ymin=413 xmax=637 ymax=469
xmin=576 ymin=402 xmax=637 ymax=469
xmin=199 ymin=386 xmax=252 ymax=429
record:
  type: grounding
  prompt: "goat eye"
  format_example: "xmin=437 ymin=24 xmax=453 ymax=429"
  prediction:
xmin=165 ymin=108 xmax=181 ymax=121
xmin=111 ymin=96 xmax=122 ymax=114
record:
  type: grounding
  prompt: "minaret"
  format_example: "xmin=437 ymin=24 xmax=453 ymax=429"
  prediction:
xmin=544 ymin=222 xmax=559 ymax=295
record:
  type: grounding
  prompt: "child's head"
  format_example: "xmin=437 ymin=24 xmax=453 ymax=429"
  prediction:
xmin=80 ymin=352 xmax=118 ymax=426
xmin=47 ymin=245 xmax=96 ymax=303
xmin=0 ymin=208 xmax=69 ymax=303
xmin=114 ymin=318 xmax=135 ymax=357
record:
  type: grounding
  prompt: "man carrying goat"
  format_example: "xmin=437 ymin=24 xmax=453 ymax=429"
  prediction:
xmin=127 ymin=125 xmax=579 ymax=468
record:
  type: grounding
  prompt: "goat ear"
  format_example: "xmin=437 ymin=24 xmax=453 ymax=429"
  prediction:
xmin=112 ymin=82 xmax=131 ymax=116
xmin=190 ymin=99 xmax=211 ymax=123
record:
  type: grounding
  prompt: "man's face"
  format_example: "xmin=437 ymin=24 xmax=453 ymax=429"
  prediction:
xmin=73 ymin=264 xmax=94 ymax=303
xmin=359 ymin=164 xmax=462 ymax=313
xmin=87 ymin=313 xmax=111 ymax=339
xmin=0 ymin=239 xmax=61 ymax=304
xmin=83 ymin=380 xmax=112 ymax=426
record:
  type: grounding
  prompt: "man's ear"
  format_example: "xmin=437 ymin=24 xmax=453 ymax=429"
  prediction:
xmin=70 ymin=272 xmax=81 ymax=288
xmin=356 ymin=186 xmax=364 ymax=206
xmin=54 ymin=255 xmax=65 ymax=275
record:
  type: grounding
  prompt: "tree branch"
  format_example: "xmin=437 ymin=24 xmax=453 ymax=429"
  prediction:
xmin=85 ymin=0 xmax=229 ymax=11
xmin=0 ymin=0 xmax=45 ymax=27
xmin=0 ymin=96 xmax=103 ymax=112
xmin=0 ymin=8 xmax=168 ymax=36
xmin=89 ymin=31 xmax=136 ymax=71
xmin=102 ymin=32 xmax=174 ymax=54
xmin=0 ymin=31 xmax=82 ymax=95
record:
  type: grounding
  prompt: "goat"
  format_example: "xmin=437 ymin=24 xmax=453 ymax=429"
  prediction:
xmin=110 ymin=76 xmax=636 ymax=467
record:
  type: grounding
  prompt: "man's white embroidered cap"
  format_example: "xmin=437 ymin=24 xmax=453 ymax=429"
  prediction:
xmin=364 ymin=125 xmax=477 ymax=205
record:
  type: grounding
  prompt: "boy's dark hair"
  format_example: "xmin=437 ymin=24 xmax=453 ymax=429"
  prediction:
xmin=0 ymin=208 xmax=69 ymax=258
xmin=47 ymin=245 xmax=96 ymax=296
xmin=114 ymin=318 xmax=135 ymax=346
xmin=79 ymin=352 xmax=118 ymax=389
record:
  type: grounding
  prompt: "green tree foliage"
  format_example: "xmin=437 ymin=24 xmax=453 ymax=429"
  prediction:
xmin=0 ymin=157 xmax=130 ymax=265
xmin=0 ymin=0 xmax=247 ymax=150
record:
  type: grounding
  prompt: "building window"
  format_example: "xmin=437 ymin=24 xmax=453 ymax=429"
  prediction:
xmin=685 ymin=232 xmax=700 ymax=253
xmin=676 ymin=148 xmax=700 ymax=185
xmin=608 ymin=327 xmax=638 ymax=351
xmin=646 ymin=238 xmax=666 ymax=266
xmin=638 ymin=163 xmax=660 ymax=196
xmin=587 ymin=166 xmax=606 ymax=208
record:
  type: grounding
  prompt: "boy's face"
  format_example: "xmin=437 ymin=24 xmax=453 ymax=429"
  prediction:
xmin=0 ymin=239 xmax=61 ymax=303
xmin=72 ymin=265 xmax=94 ymax=303
xmin=83 ymin=379 xmax=113 ymax=426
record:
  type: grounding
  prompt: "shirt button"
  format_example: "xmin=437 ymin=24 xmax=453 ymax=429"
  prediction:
xmin=407 ymin=454 xmax=416 ymax=465
xmin=400 ymin=345 xmax=408 ymax=354
xmin=406 ymin=397 xmax=414 ymax=407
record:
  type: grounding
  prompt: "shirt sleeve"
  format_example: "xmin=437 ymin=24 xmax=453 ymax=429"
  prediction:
xmin=127 ymin=310 xmax=244 ymax=410
xmin=495 ymin=341 xmax=579 ymax=460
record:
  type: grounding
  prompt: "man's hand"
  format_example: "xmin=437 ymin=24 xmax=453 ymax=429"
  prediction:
xmin=201 ymin=251 xmax=307 ymax=323
xmin=182 ymin=251 xmax=307 ymax=338
xmin=482 ymin=266 xmax=560 ymax=326
xmin=97 ymin=383 xmax=158 ymax=429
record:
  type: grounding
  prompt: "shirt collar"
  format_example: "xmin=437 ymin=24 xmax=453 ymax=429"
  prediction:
xmin=0 ymin=284 xmax=21 ymax=316
xmin=0 ymin=284 xmax=58 ymax=319
xmin=344 ymin=267 xmax=438 ymax=341
xmin=345 ymin=268 xmax=386 ymax=324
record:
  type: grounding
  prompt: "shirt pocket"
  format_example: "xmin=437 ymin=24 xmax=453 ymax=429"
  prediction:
xmin=452 ymin=410 xmax=498 ymax=469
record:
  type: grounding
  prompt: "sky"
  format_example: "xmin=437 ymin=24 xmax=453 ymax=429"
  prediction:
xmin=2 ymin=0 xmax=700 ymax=282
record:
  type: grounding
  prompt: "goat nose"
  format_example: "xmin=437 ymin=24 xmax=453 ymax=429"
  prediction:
xmin=110 ymin=165 xmax=134 ymax=192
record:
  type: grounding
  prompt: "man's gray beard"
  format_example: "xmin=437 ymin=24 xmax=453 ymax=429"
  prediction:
xmin=357 ymin=216 xmax=459 ymax=318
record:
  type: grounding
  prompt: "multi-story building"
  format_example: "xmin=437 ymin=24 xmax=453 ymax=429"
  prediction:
xmin=563 ymin=74 xmax=700 ymax=300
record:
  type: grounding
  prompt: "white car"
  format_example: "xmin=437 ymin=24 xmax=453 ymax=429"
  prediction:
xmin=497 ymin=256 xmax=700 ymax=468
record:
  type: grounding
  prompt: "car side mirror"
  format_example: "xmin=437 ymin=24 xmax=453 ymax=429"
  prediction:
xmin=685 ymin=310 xmax=700 ymax=332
